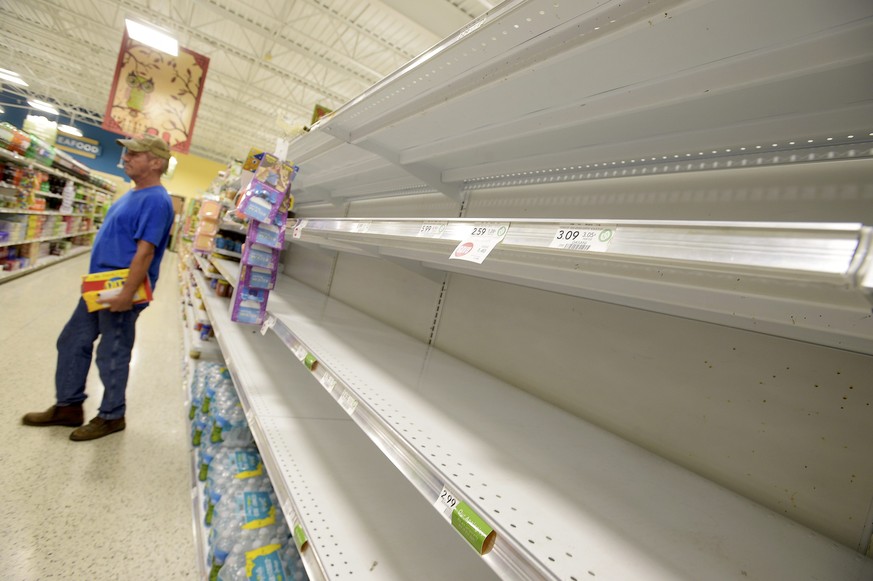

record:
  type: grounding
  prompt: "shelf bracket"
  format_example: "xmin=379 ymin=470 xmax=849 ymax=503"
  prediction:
xmin=351 ymin=140 xmax=463 ymax=202
xmin=303 ymin=186 xmax=346 ymax=209
xmin=379 ymin=255 xmax=446 ymax=284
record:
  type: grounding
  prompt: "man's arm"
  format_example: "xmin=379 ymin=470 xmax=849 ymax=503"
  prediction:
xmin=101 ymin=239 xmax=155 ymax=312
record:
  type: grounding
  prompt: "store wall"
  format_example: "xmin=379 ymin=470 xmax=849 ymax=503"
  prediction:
xmin=1 ymin=90 xmax=221 ymax=199
xmin=284 ymin=160 xmax=873 ymax=552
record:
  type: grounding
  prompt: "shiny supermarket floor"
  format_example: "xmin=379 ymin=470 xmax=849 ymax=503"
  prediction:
xmin=0 ymin=252 xmax=199 ymax=579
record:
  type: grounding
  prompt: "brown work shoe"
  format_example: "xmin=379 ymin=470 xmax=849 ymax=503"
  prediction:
xmin=69 ymin=416 xmax=125 ymax=441
xmin=22 ymin=404 xmax=84 ymax=427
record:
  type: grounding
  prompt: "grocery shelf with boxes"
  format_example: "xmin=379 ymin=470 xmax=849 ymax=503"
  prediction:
xmin=0 ymin=121 xmax=114 ymax=282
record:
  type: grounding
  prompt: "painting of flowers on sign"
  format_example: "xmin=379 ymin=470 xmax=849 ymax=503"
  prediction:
xmin=102 ymin=31 xmax=209 ymax=154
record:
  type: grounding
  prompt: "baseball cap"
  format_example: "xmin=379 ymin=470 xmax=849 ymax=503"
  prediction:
xmin=116 ymin=135 xmax=171 ymax=159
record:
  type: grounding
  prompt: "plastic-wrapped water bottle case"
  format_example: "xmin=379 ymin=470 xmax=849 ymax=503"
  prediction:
xmin=190 ymin=361 xmax=308 ymax=581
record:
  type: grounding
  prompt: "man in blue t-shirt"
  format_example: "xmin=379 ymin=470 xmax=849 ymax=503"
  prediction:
xmin=23 ymin=135 xmax=175 ymax=441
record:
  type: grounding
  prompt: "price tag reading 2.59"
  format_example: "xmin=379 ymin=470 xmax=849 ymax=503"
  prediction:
xmin=449 ymin=222 xmax=510 ymax=265
xmin=549 ymin=224 xmax=615 ymax=252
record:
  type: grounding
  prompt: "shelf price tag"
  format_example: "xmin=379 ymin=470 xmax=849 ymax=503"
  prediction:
xmin=351 ymin=221 xmax=371 ymax=233
xmin=416 ymin=221 xmax=447 ymax=238
xmin=435 ymin=486 xmax=496 ymax=555
xmin=320 ymin=371 xmax=337 ymax=393
xmin=449 ymin=222 xmax=510 ymax=264
xmin=338 ymin=390 xmax=358 ymax=415
xmin=291 ymin=342 xmax=307 ymax=361
xmin=259 ymin=315 xmax=277 ymax=336
xmin=549 ymin=223 xmax=615 ymax=252
xmin=293 ymin=524 xmax=309 ymax=552
xmin=452 ymin=501 xmax=496 ymax=555
xmin=291 ymin=219 xmax=308 ymax=239
xmin=434 ymin=485 xmax=460 ymax=519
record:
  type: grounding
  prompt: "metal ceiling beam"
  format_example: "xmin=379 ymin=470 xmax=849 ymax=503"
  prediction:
xmin=110 ymin=0 xmax=355 ymax=105
xmin=192 ymin=0 xmax=384 ymax=85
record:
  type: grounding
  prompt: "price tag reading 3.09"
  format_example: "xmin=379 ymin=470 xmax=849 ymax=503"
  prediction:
xmin=549 ymin=224 xmax=615 ymax=252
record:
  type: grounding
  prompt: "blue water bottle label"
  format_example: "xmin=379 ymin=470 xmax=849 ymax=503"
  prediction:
xmin=234 ymin=450 xmax=263 ymax=478
xmin=246 ymin=544 xmax=286 ymax=580
xmin=242 ymin=491 xmax=276 ymax=529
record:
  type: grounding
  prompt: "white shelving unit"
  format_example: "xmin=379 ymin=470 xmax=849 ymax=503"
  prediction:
xmin=0 ymin=147 xmax=112 ymax=283
xmin=259 ymin=275 xmax=873 ymax=580
xmin=173 ymin=0 xmax=873 ymax=578
xmin=290 ymin=217 xmax=873 ymax=354
xmin=210 ymin=257 xmax=240 ymax=287
xmin=0 ymin=244 xmax=91 ymax=282
xmin=189 ymin=267 xmax=500 ymax=581
xmin=284 ymin=0 xmax=873 ymax=206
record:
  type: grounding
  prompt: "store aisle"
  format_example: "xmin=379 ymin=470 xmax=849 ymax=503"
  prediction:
xmin=0 ymin=253 xmax=199 ymax=579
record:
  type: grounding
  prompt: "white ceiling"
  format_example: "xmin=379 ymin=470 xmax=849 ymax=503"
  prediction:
xmin=1 ymin=0 xmax=494 ymax=163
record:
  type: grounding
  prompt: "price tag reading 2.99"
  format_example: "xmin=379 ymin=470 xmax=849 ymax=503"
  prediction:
xmin=549 ymin=224 xmax=615 ymax=252
xmin=435 ymin=485 xmax=460 ymax=518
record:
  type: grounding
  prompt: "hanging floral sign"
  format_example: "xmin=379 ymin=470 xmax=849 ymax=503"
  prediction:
xmin=102 ymin=30 xmax=209 ymax=154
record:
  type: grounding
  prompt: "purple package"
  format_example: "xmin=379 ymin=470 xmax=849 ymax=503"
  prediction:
xmin=229 ymin=282 xmax=269 ymax=325
xmin=236 ymin=180 xmax=285 ymax=224
xmin=241 ymin=242 xmax=280 ymax=270
xmin=240 ymin=263 xmax=277 ymax=290
xmin=246 ymin=220 xmax=285 ymax=249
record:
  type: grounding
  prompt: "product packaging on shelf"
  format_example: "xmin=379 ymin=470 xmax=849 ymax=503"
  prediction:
xmin=236 ymin=180 xmax=285 ymax=224
xmin=247 ymin=220 xmax=285 ymax=249
xmin=229 ymin=280 xmax=269 ymax=325
xmin=241 ymin=242 xmax=280 ymax=270
xmin=185 ymin=361 xmax=308 ymax=581
xmin=229 ymin=150 xmax=297 ymax=326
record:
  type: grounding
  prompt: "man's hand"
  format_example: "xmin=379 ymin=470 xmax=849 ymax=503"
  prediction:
xmin=100 ymin=292 xmax=136 ymax=312
xmin=101 ymin=239 xmax=156 ymax=313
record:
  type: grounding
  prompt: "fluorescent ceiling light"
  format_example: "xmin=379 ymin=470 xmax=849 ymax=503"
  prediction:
xmin=125 ymin=19 xmax=179 ymax=56
xmin=0 ymin=68 xmax=28 ymax=87
xmin=28 ymin=99 xmax=60 ymax=115
xmin=58 ymin=124 xmax=83 ymax=137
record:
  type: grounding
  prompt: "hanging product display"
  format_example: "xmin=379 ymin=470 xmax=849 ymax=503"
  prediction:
xmin=229 ymin=149 xmax=296 ymax=325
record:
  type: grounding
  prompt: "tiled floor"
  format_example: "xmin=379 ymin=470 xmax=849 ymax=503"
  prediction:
xmin=0 ymin=251 xmax=199 ymax=579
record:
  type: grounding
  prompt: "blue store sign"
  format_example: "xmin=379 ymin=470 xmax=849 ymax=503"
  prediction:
xmin=57 ymin=132 xmax=103 ymax=159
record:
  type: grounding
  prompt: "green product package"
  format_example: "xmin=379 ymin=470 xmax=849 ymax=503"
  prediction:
xmin=451 ymin=501 xmax=496 ymax=555
xmin=293 ymin=524 xmax=308 ymax=551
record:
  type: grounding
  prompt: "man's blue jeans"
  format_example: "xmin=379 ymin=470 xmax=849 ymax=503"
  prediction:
xmin=55 ymin=298 xmax=142 ymax=420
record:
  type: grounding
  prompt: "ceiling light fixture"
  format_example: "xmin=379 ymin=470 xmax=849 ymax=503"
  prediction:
xmin=27 ymin=99 xmax=59 ymax=115
xmin=0 ymin=68 xmax=29 ymax=87
xmin=125 ymin=19 xmax=179 ymax=56
xmin=58 ymin=124 xmax=83 ymax=137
